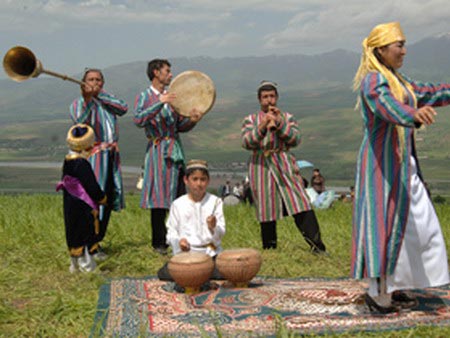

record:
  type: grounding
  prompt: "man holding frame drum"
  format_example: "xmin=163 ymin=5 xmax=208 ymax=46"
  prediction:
xmin=133 ymin=59 xmax=205 ymax=255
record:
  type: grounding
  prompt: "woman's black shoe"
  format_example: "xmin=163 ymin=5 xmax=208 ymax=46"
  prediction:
xmin=364 ymin=293 xmax=400 ymax=314
xmin=392 ymin=291 xmax=418 ymax=309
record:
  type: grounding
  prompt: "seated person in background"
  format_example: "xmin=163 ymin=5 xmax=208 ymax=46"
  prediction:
xmin=157 ymin=160 xmax=226 ymax=280
xmin=311 ymin=168 xmax=325 ymax=194
xmin=56 ymin=124 xmax=107 ymax=273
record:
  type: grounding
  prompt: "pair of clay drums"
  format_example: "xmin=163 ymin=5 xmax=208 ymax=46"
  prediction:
xmin=168 ymin=249 xmax=262 ymax=293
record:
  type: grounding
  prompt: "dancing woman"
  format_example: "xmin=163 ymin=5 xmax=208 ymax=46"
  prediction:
xmin=351 ymin=22 xmax=450 ymax=313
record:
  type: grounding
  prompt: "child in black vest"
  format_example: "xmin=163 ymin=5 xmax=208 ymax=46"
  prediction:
xmin=57 ymin=124 xmax=107 ymax=273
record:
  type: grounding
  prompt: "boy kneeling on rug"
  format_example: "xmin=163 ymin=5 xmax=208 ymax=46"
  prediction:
xmin=57 ymin=124 xmax=107 ymax=273
xmin=158 ymin=159 xmax=226 ymax=281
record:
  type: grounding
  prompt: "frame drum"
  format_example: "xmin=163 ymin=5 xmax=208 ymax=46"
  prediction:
xmin=168 ymin=70 xmax=216 ymax=117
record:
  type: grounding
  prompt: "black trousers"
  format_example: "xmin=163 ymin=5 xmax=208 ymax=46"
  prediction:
xmin=260 ymin=210 xmax=326 ymax=252
xmin=95 ymin=152 xmax=115 ymax=244
xmin=150 ymin=166 xmax=186 ymax=249
xmin=151 ymin=208 xmax=168 ymax=249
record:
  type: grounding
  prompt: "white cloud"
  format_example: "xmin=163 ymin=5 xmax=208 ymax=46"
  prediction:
xmin=263 ymin=0 xmax=450 ymax=53
xmin=0 ymin=0 xmax=232 ymax=33
xmin=198 ymin=33 xmax=243 ymax=48
xmin=2 ymin=0 xmax=450 ymax=77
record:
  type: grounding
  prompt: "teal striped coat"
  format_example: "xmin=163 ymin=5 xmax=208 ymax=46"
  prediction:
xmin=351 ymin=72 xmax=450 ymax=279
xmin=241 ymin=111 xmax=312 ymax=222
xmin=133 ymin=87 xmax=197 ymax=209
xmin=70 ymin=91 xmax=128 ymax=211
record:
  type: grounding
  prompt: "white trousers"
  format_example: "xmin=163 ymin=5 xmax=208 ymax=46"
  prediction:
xmin=368 ymin=156 xmax=449 ymax=296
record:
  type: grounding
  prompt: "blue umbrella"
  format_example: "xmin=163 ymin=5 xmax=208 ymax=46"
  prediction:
xmin=296 ymin=160 xmax=314 ymax=169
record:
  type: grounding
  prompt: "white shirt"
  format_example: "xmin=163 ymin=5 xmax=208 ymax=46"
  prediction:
xmin=150 ymin=85 xmax=170 ymax=110
xmin=166 ymin=193 xmax=225 ymax=256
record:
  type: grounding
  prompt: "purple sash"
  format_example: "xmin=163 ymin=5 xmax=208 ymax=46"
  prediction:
xmin=56 ymin=175 xmax=99 ymax=210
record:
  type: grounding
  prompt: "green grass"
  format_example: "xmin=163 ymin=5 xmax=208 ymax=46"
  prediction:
xmin=0 ymin=194 xmax=450 ymax=337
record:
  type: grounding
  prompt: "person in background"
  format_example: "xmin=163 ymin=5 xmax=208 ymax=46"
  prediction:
xmin=221 ymin=180 xmax=232 ymax=198
xmin=56 ymin=124 xmax=107 ymax=273
xmin=133 ymin=59 xmax=202 ymax=255
xmin=157 ymin=160 xmax=225 ymax=281
xmin=311 ymin=168 xmax=326 ymax=194
xmin=70 ymin=68 xmax=128 ymax=260
xmin=242 ymin=178 xmax=254 ymax=205
xmin=351 ymin=22 xmax=450 ymax=313
xmin=241 ymin=81 xmax=326 ymax=253
xmin=233 ymin=182 xmax=242 ymax=199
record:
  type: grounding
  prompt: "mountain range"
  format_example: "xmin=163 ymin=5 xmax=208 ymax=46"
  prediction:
xmin=1 ymin=34 xmax=450 ymax=190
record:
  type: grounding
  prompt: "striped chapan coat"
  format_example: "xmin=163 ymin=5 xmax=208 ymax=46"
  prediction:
xmin=241 ymin=110 xmax=311 ymax=222
xmin=70 ymin=91 xmax=128 ymax=211
xmin=351 ymin=72 xmax=450 ymax=279
xmin=133 ymin=86 xmax=197 ymax=209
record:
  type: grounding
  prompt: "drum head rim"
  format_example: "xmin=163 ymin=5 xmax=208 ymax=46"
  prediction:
xmin=168 ymin=70 xmax=216 ymax=117
xmin=169 ymin=252 xmax=212 ymax=264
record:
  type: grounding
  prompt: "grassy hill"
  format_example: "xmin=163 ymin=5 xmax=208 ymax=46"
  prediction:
xmin=1 ymin=194 xmax=450 ymax=336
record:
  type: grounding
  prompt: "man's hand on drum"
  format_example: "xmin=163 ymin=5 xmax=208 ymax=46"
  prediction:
xmin=160 ymin=92 xmax=176 ymax=104
xmin=179 ymin=238 xmax=190 ymax=252
xmin=207 ymin=215 xmax=216 ymax=233
xmin=189 ymin=108 xmax=203 ymax=123
xmin=414 ymin=106 xmax=437 ymax=126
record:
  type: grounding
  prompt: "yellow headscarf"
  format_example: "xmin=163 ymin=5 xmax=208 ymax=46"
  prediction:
xmin=353 ymin=22 xmax=417 ymax=160
xmin=353 ymin=22 xmax=416 ymax=107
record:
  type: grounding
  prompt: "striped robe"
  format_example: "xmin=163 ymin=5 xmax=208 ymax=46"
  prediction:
xmin=351 ymin=72 xmax=450 ymax=279
xmin=241 ymin=110 xmax=311 ymax=222
xmin=133 ymin=86 xmax=197 ymax=209
xmin=70 ymin=91 xmax=128 ymax=211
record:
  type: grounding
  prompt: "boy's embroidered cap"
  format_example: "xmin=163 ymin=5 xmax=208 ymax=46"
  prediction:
xmin=66 ymin=124 xmax=95 ymax=152
xmin=186 ymin=159 xmax=208 ymax=171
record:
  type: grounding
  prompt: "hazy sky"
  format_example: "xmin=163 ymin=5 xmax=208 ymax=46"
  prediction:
xmin=2 ymin=0 xmax=450 ymax=79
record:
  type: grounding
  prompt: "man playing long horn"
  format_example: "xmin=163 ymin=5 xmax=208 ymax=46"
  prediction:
xmin=70 ymin=68 xmax=128 ymax=260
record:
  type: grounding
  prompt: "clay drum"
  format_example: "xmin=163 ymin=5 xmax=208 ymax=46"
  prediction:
xmin=216 ymin=248 xmax=262 ymax=287
xmin=168 ymin=252 xmax=214 ymax=293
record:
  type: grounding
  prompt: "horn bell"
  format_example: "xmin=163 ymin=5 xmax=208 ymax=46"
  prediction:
xmin=3 ymin=46 xmax=43 ymax=82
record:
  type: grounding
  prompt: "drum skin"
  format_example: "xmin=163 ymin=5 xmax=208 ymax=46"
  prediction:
xmin=168 ymin=70 xmax=216 ymax=117
xmin=216 ymin=248 xmax=262 ymax=287
xmin=168 ymin=252 xmax=214 ymax=293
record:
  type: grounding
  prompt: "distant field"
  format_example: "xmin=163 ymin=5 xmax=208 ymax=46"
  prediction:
xmin=1 ymin=90 xmax=450 ymax=195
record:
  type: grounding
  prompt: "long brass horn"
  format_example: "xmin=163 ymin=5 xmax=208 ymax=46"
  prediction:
xmin=3 ymin=46 xmax=84 ymax=85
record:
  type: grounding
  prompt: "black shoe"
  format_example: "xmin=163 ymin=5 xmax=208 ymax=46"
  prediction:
xmin=364 ymin=293 xmax=400 ymax=314
xmin=392 ymin=291 xmax=418 ymax=309
xmin=154 ymin=247 xmax=168 ymax=255
xmin=312 ymin=247 xmax=329 ymax=256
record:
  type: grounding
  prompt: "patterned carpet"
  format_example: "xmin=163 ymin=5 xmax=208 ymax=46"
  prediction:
xmin=92 ymin=277 xmax=450 ymax=337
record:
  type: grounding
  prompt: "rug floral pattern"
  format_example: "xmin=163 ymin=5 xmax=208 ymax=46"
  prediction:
xmin=92 ymin=277 xmax=450 ymax=337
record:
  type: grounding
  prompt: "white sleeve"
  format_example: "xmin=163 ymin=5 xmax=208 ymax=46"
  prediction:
xmin=166 ymin=203 xmax=181 ymax=255
xmin=211 ymin=197 xmax=225 ymax=245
